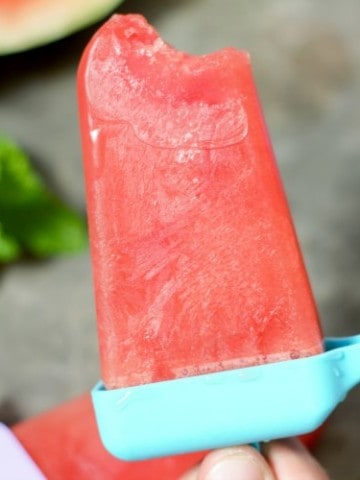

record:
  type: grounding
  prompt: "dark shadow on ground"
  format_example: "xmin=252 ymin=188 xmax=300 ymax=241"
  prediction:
xmin=0 ymin=397 xmax=23 ymax=426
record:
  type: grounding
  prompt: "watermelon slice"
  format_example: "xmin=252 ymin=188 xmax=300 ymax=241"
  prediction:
xmin=0 ymin=0 xmax=124 ymax=54
xmin=78 ymin=14 xmax=323 ymax=390
xmin=12 ymin=394 xmax=205 ymax=480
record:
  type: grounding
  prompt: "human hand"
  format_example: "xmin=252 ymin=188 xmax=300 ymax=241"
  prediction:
xmin=180 ymin=438 xmax=329 ymax=480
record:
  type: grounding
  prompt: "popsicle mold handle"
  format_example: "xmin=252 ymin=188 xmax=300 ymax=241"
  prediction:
xmin=325 ymin=334 xmax=360 ymax=392
xmin=92 ymin=335 xmax=360 ymax=461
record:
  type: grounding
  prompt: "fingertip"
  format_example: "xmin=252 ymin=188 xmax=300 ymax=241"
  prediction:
xmin=265 ymin=438 xmax=330 ymax=480
xmin=197 ymin=446 xmax=274 ymax=480
xmin=179 ymin=465 xmax=199 ymax=480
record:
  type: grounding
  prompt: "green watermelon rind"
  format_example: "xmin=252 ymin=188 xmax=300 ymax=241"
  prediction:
xmin=0 ymin=0 xmax=125 ymax=55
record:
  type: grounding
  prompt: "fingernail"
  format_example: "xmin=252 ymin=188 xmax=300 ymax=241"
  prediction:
xmin=206 ymin=453 xmax=264 ymax=480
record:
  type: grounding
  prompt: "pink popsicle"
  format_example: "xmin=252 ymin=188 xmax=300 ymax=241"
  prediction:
xmin=78 ymin=14 xmax=323 ymax=389
xmin=12 ymin=394 xmax=205 ymax=479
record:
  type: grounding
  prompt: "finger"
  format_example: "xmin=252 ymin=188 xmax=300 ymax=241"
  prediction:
xmin=179 ymin=464 xmax=199 ymax=480
xmin=180 ymin=446 xmax=275 ymax=480
xmin=264 ymin=438 xmax=330 ymax=480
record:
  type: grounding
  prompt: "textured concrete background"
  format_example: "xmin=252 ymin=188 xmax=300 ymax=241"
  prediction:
xmin=1 ymin=0 xmax=360 ymax=478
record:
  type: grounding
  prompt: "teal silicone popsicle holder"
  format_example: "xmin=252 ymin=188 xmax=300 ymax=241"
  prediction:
xmin=92 ymin=335 xmax=360 ymax=461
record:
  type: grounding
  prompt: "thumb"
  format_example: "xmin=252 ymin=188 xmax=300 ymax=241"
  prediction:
xmin=180 ymin=446 xmax=275 ymax=480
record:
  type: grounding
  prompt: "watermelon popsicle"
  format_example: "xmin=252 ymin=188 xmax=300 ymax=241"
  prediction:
xmin=78 ymin=13 xmax=323 ymax=388
xmin=78 ymin=14 xmax=324 ymax=458
xmin=12 ymin=394 xmax=205 ymax=480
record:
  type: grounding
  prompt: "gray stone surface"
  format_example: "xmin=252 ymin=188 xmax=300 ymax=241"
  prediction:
xmin=1 ymin=0 xmax=359 ymax=478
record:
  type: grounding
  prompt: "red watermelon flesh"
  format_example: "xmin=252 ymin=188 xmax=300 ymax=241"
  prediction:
xmin=13 ymin=394 xmax=205 ymax=480
xmin=78 ymin=14 xmax=323 ymax=390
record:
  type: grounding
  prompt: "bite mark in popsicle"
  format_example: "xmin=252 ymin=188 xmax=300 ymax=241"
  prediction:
xmin=78 ymin=14 xmax=323 ymax=390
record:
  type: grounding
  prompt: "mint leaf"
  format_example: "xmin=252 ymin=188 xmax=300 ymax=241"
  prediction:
xmin=0 ymin=135 xmax=88 ymax=262
xmin=0 ymin=225 xmax=21 ymax=262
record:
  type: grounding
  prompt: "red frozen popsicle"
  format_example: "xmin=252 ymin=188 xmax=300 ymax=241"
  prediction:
xmin=12 ymin=394 xmax=205 ymax=480
xmin=78 ymin=14 xmax=323 ymax=390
